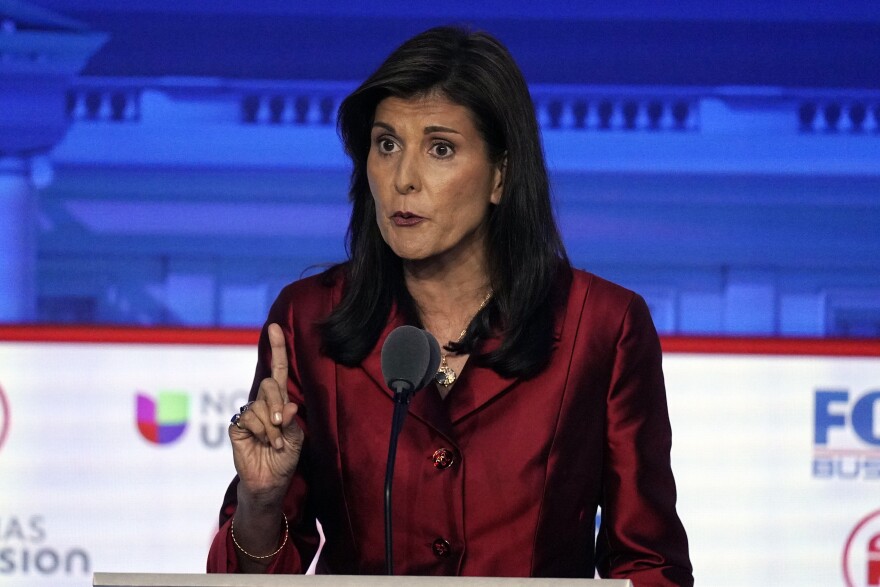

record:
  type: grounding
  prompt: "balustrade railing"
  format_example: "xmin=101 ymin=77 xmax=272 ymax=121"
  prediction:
xmin=63 ymin=77 xmax=880 ymax=133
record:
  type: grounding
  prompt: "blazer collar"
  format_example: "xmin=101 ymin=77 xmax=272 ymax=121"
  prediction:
xmin=360 ymin=295 xmax=568 ymax=437
xmin=443 ymin=303 xmax=566 ymax=425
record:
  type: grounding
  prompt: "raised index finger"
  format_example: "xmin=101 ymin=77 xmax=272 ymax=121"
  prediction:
xmin=267 ymin=323 xmax=289 ymax=405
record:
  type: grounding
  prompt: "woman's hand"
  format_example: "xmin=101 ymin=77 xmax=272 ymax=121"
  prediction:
xmin=229 ymin=323 xmax=304 ymax=508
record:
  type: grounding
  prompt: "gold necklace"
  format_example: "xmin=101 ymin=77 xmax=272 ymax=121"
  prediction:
xmin=434 ymin=291 xmax=492 ymax=387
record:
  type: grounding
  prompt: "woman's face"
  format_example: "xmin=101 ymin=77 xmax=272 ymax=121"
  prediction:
xmin=367 ymin=94 xmax=503 ymax=268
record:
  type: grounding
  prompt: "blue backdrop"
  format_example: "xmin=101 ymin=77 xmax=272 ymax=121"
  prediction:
xmin=2 ymin=0 xmax=879 ymax=336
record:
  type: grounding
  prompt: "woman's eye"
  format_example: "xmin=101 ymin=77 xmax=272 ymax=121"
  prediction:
xmin=430 ymin=142 xmax=453 ymax=158
xmin=379 ymin=138 xmax=397 ymax=153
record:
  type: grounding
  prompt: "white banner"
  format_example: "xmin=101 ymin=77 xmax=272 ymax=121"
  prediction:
xmin=664 ymin=353 xmax=879 ymax=587
xmin=0 ymin=339 xmax=253 ymax=586
xmin=0 ymin=333 xmax=878 ymax=586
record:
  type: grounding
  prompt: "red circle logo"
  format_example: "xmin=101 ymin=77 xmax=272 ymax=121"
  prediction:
xmin=0 ymin=383 xmax=9 ymax=453
xmin=843 ymin=509 xmax=880 ymax=587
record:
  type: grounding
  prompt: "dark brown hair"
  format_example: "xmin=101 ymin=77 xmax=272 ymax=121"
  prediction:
xmin=321 ymin=25 xmax=570 ymax=378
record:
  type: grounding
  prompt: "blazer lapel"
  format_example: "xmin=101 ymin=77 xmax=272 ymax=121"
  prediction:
xmin=445 ymin=334 xmax=519 ymax=425
xmin=446 ymin=286 xmax=573 ymax=424
xmin=360 ymin=312 xmax=403 ymax=404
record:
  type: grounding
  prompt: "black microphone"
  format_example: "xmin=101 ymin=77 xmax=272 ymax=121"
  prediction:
xmin=380 ymin=326 xmax=441 ymax=575
xmin=381 ymin=325 xmax=440 ymax=397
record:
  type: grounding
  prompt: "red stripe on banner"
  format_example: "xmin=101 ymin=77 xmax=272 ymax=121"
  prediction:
xmin=0 ymin=325 xmax=878 ymax=356
xmin=661 ymin=336 xmax=880 ymax=357
xmin=0 ymin=324 xmax=259 ymax=345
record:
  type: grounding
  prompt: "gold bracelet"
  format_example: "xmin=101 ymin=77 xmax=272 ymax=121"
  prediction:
xmin=230 ymin=512 xmax=289 ymax=560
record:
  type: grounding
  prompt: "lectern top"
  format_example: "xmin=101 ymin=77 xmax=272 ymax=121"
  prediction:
xmin=93 ymin=572 xmax=633 ymax=587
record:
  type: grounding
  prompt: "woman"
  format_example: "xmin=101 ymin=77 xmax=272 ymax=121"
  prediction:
xmin=208 ymin=26 xmax=693 ymax=585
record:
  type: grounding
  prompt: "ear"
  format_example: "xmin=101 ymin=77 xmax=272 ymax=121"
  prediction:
xmin=489 ymin=155 xmax=506 ymax=205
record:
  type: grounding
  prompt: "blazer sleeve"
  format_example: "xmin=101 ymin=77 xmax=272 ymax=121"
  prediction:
xmin=207 ymin=285 xmax=321 ymax=574
xmin=595 ymin=294 xmax=693 ymax=586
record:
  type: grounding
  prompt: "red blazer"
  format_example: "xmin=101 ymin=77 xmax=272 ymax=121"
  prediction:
xmin=208 ymin=268 xmax=693 ymax=585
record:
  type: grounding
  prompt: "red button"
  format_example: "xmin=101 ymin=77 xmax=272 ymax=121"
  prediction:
xmin=432 ymin=448 xmax=455 ymax=470
xmin=432 ymin=538 xmax=451 ymax=558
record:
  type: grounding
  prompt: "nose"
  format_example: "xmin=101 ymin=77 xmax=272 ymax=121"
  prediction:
xmin=394 ymin=150 xmax=420 ymax=195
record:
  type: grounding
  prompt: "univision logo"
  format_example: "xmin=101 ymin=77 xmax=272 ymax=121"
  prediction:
xmin=135 ymin=391 xmax=189 ymax=445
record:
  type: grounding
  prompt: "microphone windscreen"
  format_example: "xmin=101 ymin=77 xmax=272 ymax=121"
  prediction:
xmin=381 ymin=325 xmax=433 ymax=393
xmin=417 ymin=330 xmax=442 ymax=390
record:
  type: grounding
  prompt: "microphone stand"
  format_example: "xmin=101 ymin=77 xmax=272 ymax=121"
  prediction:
xmin=384 ymin=384 xmax=414 ymax=576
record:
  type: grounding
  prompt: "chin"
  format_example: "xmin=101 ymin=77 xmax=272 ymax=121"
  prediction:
xmin=393 ymin=250 xmax=432 ymax=263
xmin=384 ymin=239 xmax=433 ymax=262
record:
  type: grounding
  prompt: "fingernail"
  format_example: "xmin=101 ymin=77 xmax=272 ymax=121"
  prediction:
xmin=273 ymin=412 xmax=282 ymax=424
xmin=274 ymin=438 xmax=284 ymax=450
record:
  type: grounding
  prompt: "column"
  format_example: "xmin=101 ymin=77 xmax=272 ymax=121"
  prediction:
xmin=0 ymin=4 xmax=106 ymax=321
xmin=0 ymin=157 xmax=37 ymax=321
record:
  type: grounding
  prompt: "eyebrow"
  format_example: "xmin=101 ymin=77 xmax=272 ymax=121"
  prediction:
xmin=371 ymin=122 xmax=462 ymax=136
xmin=424 ymin=125 xmax=462 ymax=135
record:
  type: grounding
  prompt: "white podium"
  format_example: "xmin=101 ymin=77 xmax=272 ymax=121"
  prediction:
xmin=93 ymin=573 xmax=633 ymax=587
